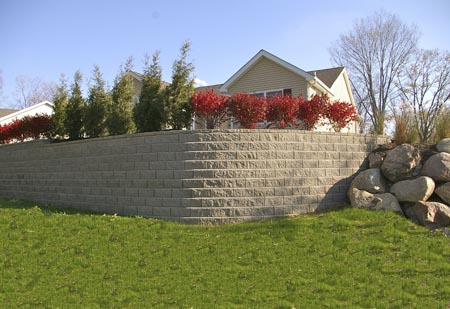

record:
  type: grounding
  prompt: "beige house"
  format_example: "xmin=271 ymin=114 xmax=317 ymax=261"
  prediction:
xmin=131 ymin=49 xmax=358 ymax=132
xmin=129 ymin=71 xmax=170 ymax=104
xmin=0 ymin=101 xmax=54 ymax=126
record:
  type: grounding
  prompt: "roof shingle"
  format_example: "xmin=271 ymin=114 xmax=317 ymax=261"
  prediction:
xmin=0 ymin=109 xmax=18 ymax=119
xmin=308 ymin=67 xmax=344 ymax=88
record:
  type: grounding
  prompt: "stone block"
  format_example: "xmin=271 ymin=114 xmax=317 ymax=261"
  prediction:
xmin=274 ymin=206 xmax=293 ymax=216
xmin=136 ymin=206 xmax=153 ymax=217
xmin=152 ymin=144 xmax=169 ymax=152
xmin=153 ymin=207 xmax=171 ymax=217
xmin=266 ymin=160 xmax=286 ymax=169
xmin=164 ymin=179 xmax=183 ymax=188
xmin=158 ymin=152 xmax=176 ymax=161
xmin=154 ymin=188 xmax=172 ymax=198
xmin=142 ymin=153 xmax=158 ymax=162
xmin=174 ymin=170 xmax=194 ymax=179
xmin=170 ymin=207 xmax=191 ymax=217
xmin=265 ymin=196 xmax=284 ymax=206
xmin=162 ymin=198 xmax=181 ymax=207
xmin=283 ymin=195 xmax=302 ymax=205
xmin=192 ymin=170 xmax=215 ymax=179
xmin=201 ymin=198 xmax=234 ymax=208
xmin=181 ymin=198 xmax=202 ymax=207
xmin=191 ymin=188 xmax=211 ymax=198
xmin=168 ymin=143 xmax=187 ymax=152
xmin=145 ymin=197 xmax=164 ymax=207
xmin=326 ymin=169 xmax=341 ymax=177
xmin=147 ymin=179 xmax=165 ymax=188
xmin=236 ymin=151 xmax=258 ymax=160
xmin=338 ymin=168 xmax=353 ymax=177
xmin=253 ymin=187 xmax=275 ymax=197
xmin=156 ymin=170 xmax=173 ymax=179
xmin=210 ymin=188 xmax=234 ymax=198
xmin=139 ymin=188 xmax=154 ymax=197
xmin=302 ymin=195 xmax=319 ymax=204
xmin=292 ymin=204 xmax=310 ymax=215
xmin=235 ymin=170 xmax=257 ymax=178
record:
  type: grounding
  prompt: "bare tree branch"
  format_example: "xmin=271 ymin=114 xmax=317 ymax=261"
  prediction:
xmin=14 ymin=75 xmax=56 ymax=109
xmin=396 ymin=49 xmax=450 ymax=143
xmin=329 ymin=10 xmax=419 ymax=134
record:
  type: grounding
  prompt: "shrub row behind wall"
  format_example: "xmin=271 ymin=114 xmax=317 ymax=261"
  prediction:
xmin=0 ymin=129 xmax=387 ymax=224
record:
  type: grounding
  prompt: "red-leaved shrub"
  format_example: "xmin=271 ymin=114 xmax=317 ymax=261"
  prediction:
xmin=0 ymin=114 xmax=52 ymax=144
xmin=324 ymin=100 xmax=358 ymax=132
xmin=227 ymin=93 xmax=266 ymax=129
xmin=297 ymin=94 xmax=328 ymax=130
xmin=266 ymin=95 xmax=300 ymax=128
xmin=191 ymin=90 xmax=229 ymax=129
xmin=189 ymin=91 xmax=358 ymax=131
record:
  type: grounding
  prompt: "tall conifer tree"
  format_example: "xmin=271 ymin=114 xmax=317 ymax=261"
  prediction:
xmin=51 ymin=74 xmax=69 ymax=138
xmin=84 ymin=65 xmax=111 ymax=138
xmin=134 ymin=51 xmax=165 ymax=132
xmin=108 ymin=57 xmax=135 ymax=135
xmin=165 ymin=41 xmax=195 ymax=130
xmin=65 ymin=71 xmax=86 ymax=140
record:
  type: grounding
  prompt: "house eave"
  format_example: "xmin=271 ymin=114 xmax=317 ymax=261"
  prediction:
xmin=219 ymin=49 xmax=315 ymax=93
xmin=0 ymin=101 xmax=54 ymax=123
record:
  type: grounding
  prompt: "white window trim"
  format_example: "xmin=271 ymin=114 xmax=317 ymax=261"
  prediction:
xmin=252 ymin=88 xmax=285 ymax=97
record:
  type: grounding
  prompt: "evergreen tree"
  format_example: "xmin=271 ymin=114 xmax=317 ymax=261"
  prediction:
xmin=134 ymin=51 xmax=165 ymax=132
xmin=108 ymin=57 xmax=136 ymax=135
xmin=51 ymin=74 xmax=69 ymax=139
xmin=84 ymin=65 xmax=111 ymax=138
xmin=65 ymin=71 xmax=86 ymax=140
xmin=165 ymin=41 xmax=195 ymax=130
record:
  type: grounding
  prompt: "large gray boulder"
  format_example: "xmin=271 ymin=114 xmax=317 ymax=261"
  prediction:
xmin=437 ymin=138 xmax=450 ymax=154
xmin=381 ymin=144 xmax=421 ymax=183
xmin=348 ymin=168 xmax=387 ymax=194
xmin=421 ymin=152 xmax=450 ymax=182
xmin=390 ymin=176 xmax=435 ymax=203
xmin=404 ymin=201 xmax=450 ymax=229
xmin=435 ymin=182 xmax=450 ymax=205
xmin=349 ymin=188 xmax=403 ymax=214
xmin=368 ymin=152 xmax=383 ymax=168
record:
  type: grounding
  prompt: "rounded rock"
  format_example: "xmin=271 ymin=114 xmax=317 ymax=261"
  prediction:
xmin=390 ymin=176 xmax=435 ymax=203
xmin=421 ymin=152 xmax=450 ymax=182
xmin=437 ymin=138 xmax=450 ymax=154
xmin=381 ymin=144 xmax=421 ymax=183
xmin=435 ymin=182 xmax=450 ymax=205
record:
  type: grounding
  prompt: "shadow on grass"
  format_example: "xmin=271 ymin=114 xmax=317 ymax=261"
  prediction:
xmin=0 ymin=197 xmax=98 ymax=216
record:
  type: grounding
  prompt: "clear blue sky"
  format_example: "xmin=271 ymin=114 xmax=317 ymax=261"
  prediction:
xmin=1 ymin=0 xmax=449 ymax=108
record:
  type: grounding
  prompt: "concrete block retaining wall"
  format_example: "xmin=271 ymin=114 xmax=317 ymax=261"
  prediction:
xmin=0 ymin=130 xmax=387 ymax=224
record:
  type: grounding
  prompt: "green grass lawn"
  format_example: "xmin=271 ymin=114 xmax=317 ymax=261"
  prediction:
xmin=1 ymin=197 xmax=449 ymax=308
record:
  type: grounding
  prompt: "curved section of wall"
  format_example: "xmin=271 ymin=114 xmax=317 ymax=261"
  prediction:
xmin=0 ymin=130 xmax=386 ymax=224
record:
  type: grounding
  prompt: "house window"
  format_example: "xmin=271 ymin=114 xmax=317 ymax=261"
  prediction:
xmin=266 ymin=90 xmax=283 ymax=98
xmin=283 ymin=88 xmax=292 ymax=97
xmin=253 ymin=88 xmax=292 ymax=98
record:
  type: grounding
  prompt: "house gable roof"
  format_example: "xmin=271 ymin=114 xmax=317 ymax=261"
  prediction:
xmin=0 ymin=101 xmax=54 ymax=124
xmin=129 ymin=71 xmax=170 ymax=88
xmin=308 ymin=67 xmax=344 ymax=89
xmin=219 ymin=49 xmax=333 ymax=95
xmin=0 ymin=108 xmax=19 ymax=119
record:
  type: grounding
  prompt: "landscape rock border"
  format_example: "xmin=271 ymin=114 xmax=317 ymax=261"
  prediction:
xmin=349 ymin=140 xmax=450 ymax=229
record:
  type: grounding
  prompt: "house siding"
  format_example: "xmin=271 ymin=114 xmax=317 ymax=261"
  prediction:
xmin=227 ymin=57 xmax=308 ymax=97
xmin=329 ymin=72 xmax=351 ymax=103
xmin=0 ymin=102 xmax=54 ymax=126
xmin=329 ymin=72 xmax=358 ymax=133
xmin=133 ymin=79 xmax=143 ymax=98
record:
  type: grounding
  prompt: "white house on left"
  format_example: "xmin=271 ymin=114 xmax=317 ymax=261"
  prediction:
xmin=0 ymin=101 xmax=54 ymax=126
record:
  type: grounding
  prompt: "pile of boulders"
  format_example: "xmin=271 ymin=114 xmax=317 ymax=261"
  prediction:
xmin=348 ymin=138 xmax=450 ymax=229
